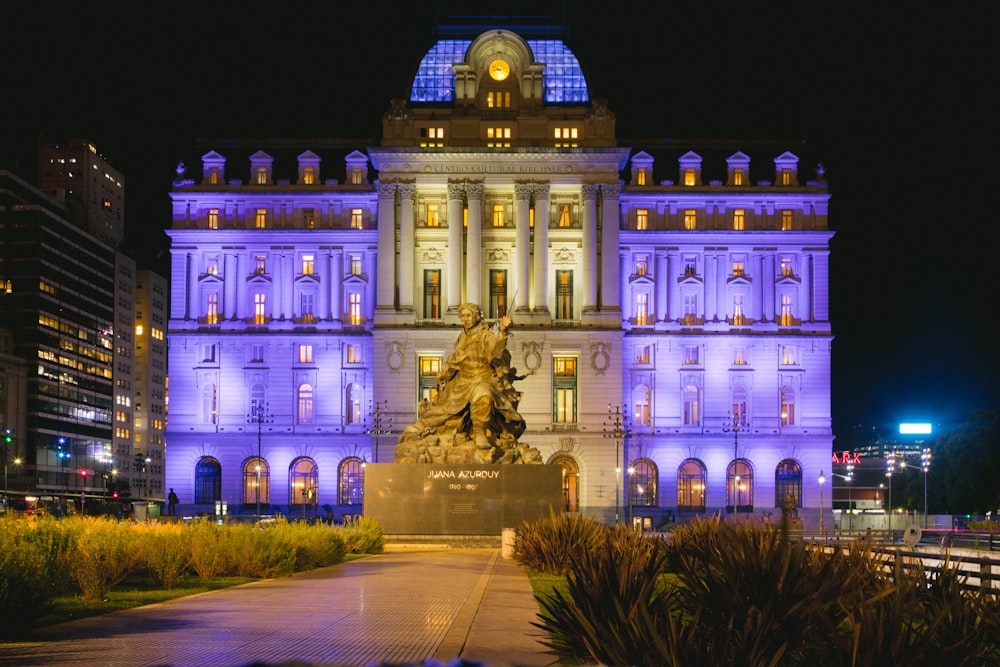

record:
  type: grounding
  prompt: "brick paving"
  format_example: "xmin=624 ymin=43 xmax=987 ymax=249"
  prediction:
xmin=1 ymin=549 xmax=553 ymax=667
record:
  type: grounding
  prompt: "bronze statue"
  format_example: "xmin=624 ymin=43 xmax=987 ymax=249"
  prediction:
xmin=394 ymin=303 xmax=541 ymax=464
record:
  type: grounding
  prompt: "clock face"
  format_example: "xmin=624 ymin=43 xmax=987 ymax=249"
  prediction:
xmin=488 ymin=59 xmax=510 ymax=81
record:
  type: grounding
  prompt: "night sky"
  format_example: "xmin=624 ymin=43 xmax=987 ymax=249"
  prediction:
xmin=3 ymin=2 xmax=993 ymax=443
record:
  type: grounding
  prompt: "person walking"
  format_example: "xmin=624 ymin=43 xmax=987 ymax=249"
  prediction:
xmin=167 ymin=488 xmax=179 ymax=515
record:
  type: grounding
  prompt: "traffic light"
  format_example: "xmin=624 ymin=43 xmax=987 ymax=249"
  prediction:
xmin=112 ymin=490 xmax=119 ymax=499
xmin=3 ymin=429 xmax=12 ymax=445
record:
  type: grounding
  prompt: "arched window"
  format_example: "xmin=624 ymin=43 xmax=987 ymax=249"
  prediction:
xmin=242 ymin=456 xmax=269 ymax=507
xmin=781 ymin=386 xmax=796 ymax=425
xmin=633 ymin=385 xmax=651 ymax=426
xmin=290 ymin=457 xmax=319 ymax=508
xmin=775 ymin=459 xmax=803 ymax=509
xmin=250 ymin=383 xmax=266 ymax=410
xmin=629 ymin=458 xmax=657 ymax=507
xmin=550 ymin=455 xmax=579 ymax=512
xmin=194 ymin=456 xmax=221 ymax=504
xmin=202 ymin=383 xmax=217 ymax=424
xmin=338 ymin=457 xmax=365 ymax=505
xmin=728 ymin=459 xmax=754 ymax=512
xmin=677 ymin=459 xmax=706 ymax=512
xmin=345 ymin=384 xmax=362 ymax=425
xmin=682 ymin=385 xmax=700 ymax=425
xmin=297 ymin=384 xmax=314 ymax=424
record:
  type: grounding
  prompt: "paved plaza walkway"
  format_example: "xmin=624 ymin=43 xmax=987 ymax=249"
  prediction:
xmin=1 ymin=548 xmax=553 ymax=667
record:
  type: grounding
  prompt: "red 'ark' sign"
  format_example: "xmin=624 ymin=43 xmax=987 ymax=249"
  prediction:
xmin=831 ymin=451 xmax=862 ymax=464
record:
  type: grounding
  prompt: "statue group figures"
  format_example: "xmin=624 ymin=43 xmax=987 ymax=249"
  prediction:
xmin=394 ymin=303 xmax=541 ymax=465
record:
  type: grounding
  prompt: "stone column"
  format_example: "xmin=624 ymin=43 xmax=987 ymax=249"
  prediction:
xmin=655 ymin=249 xmax=668 ymax=323
xmin=330 ymin=249 xmax=343 ymax=322
xmin=223 ymin=251 xmax=236 ymax=320
xmin=812 ymin=250 xmax=830 ymax=322
xmin=753 ymin=252 xmax=765 ymax=322
xmin=763 ymin=252 xmax=775 ymax=322
xmin=514 ymin=183 xmax=531 ymax=312
xmin=600 ymin=184 xmax=621 ymax=312
xmin=447 ymin=183 xmax=465 ymax=311
xmin=376 ymin=183 xmax=396 ymax=310
xmin=398 ymin=183 xmax=415 ymax=312
xmin=187 ymin=251 xmax=199 ymax=321
xmin=581 ymin=184 xmax=598 ymax=313
xmin=282 ymin=250 xmax=295 ymax=320
xmin=319 ymin=248 xmax=331 ymax=320
xmin=465 ymin=182 xmax=483 ymax=306
xmin=532 ymin=184 xmax=550 ymax=313
xmin=667 ymin=250 xmax=680 ymax=322
xmin=235 ymin=252 xmax=246 ymax=320
xmin=801 ymin=253 xmax=813 ymax=322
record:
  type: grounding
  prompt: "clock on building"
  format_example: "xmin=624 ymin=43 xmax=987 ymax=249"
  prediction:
xmin=488 ymin=58 xmax=510 ymax=81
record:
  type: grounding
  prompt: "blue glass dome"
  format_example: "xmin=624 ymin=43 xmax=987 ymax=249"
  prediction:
xmin=410 ymin=39 xmax=589 ymax=104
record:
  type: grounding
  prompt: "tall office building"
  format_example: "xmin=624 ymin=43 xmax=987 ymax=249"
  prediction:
xmin=165 ymin=23 xmax=833 ymax=526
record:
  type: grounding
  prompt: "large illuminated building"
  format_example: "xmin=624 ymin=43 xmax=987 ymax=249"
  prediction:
xmin=165 ymin=24 xmax=833 ymax=526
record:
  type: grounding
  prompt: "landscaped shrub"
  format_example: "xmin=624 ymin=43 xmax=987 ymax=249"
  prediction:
xmin=225 ymin=523 xmax=297 ymax=578
xmin=186 ymin=520 xmax=237 ymax=578
xmin=335 ymin=515 xmax=385 ymax=554
xmin=514 ymin=510 xmax=610 ymax=575
xmin=70 ymin=517 xmax=143 ymax=602
xmin=270 ymin=520 xmax=347 ymax=570
xmin=0 ymin=517 xmax=76 ymax=637
xmin=135 ymin=522 xmax=192 ymax=589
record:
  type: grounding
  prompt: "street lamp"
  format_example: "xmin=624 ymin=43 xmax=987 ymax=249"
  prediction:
xmin=885 ymin=452 xmax=897 ymax=537
xmin=627 ymin=464 xmax=636 ymax=527
xmin=818 ymin=470 xmax=826 ymax=535
xmin=921 ymin=448 xmax=932 ymax=528
xmin=845 ymin=463 xmax=854 ymax=530
xmin=366 ymin=399 xmax=392 ymax=464
xmin=247 ymin=400 xmax=274 ymax=516
xmin=723 ymin=412 xmax=750 ymax=518
xmin=603 ymin=404 xmax=630 ymax=524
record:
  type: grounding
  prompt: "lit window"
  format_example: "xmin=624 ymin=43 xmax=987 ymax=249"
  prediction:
xmin=634 ymin=255 xmax=648 ymax=276
xmin=418 ymin=356 xmax=442 ymax=404
xmin=350 ymin=255 xmax=362 ymax=275
xmin=242 ymin=457 xmax=268 ymax=506
xmin=630 ymin=459 xmax=657 ymax=507
xmin=733 ymin=209 xmax=745 ymax=230
xmin=298 ymin=344 xmax=313 ymax=364
xmin=683 ymin=209 xmax=697 ymax=230
xmin=553 ymin=127 xmax=578 ymax=147
xmin=553 ymin=357 xmax=578 ymax=424
xmin=781 ymin=387 xmax=796 ymax=425
xmin=338 ymin=457 xmax=364 ymax=505
xmin=732 ymin=386 xmax=748 ymax=424
xmin=732 ymin=295 xmax=745 ymax=326
xmin=208 ymin=168 xmax=219 ymax=185
xmin=303 ymin=167 xmax=316 ymax=185
xmin=489 ymin=270 xmax=507 ymax=319
xmin=633 ymin=385 xmax=651 ymax=426
xmin=677 ymin=459 xmax=706 ymax=511
xmin=255 ymin=255 xmax=267 ymax=274
xmin=206 ymin=256 xmax=219 ymax=274
xmin=351 ymin=167 xmax=364 ymax=185
xmin=256 ymin=167 xmax=268 ymax=185
xmin=297 ymin=384 xmax=314 ymax=424
xmin=424 ymin=269 xmax=441 ymax=319
xmin=486 ymin=127 xmax=511 ymax=147
xmin=558 ymin=204 xmax=571 ymax=227
xmin=732 ymin=259 xmax=744 ymax=277
xmin=347 ymin=344 xmax=362 ymax=364
xmin=636 ymin=168 xmax=647 ymax=186
xmin=684 ymin=345 xmax=699 ymax=365
xmin=207 ymin=209 xmax=219 ymax=229
xmin=781 ymin=210 xmax=793 ymax=230
xmin=304 ymin=209 xmax=316 ymax=228
xmin=349 ymin=293 xmax=362 ymax=325
xmin=635 ymin=345 xmax=650 ymax=365
xmin=492 ymin=203 xmax=505 ymax=227
xmin=345 ymin=384 xmax=362 ymax=425
xmin=682 ymin=385 xmax=700 ymax=425
xmin=733 ymin=169 xmax=744 ymax=186
xmin=254 ymin=293 xmax=266 ymax=325
xmin=555 ymin=270 xmax=573 ymax=320
xmin=636 ymin=209 xmax=648 ymax=230
xmin=781 ymin=169 xmax=791 ymax=185
xmin=427 ymin=203 xmax=440 ymax=227
xmin=635 ymin=293 xmax=649 ymax=325
xmin=780 ymin=294 xmax=794 ymax=326
xmin=780 ymin=257 xmax=794 ymax=276
xmin=529 ymin=207 xmax=535 ymax=228
xmin=206 ymin=293 xmax=219 ymax=324
xmin=682 ymin=294 xmax=698 ymax=325
xmin=733 ymin=346 xmax=747 ymax=365
xmin=684 ymin=168 xmax=696 ymax=186
xmin=775 ymin=460 xmax=802 ymax=509
xmin=255 ymin=209 xmax=267 ymax=229
xmin=351 ymin=208 xmax=364 ymax=229
xmin=487 ymin=92 xmax=511 ymax=108
xmin=781 ymin=345 xmax=797 ymax=365
xmin=301 ymin=254 xmax=314 ymax=275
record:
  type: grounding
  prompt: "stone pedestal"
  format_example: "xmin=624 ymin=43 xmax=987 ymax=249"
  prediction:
xmin=363 ymin=463 xmax=563 ymax=535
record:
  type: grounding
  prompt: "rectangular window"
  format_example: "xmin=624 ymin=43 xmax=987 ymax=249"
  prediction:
xmin=780 ymin=294 xmax=794 ymax=325
xmin=733 ymin=208 xmax=745 ymax=230
xmin=208 ymin=167 xmax=219 ymax=185
xmin=350 ymin=255 xmax=362 ymax=275
xmin=529 ymin=207 xmax=535 ymax=228
xmin=555 ymin=270 xmax=573 ymax=320
xmin=634 ymin=255 xmax=648 ymax=276
xmin=682 ymin=294 xmax=698 ymax=324
xmin=553 ymin=356 xmax=578 ymax=424
xmin=426 ymin=203 xmax=440 ymax=227
xmin=684 ymin=168 xmax=696 ymax=186
xmin=304 ymin=208 xmax=316 ymax=228
xmin=683 ymin=209 xmax=697 ymax=230
xmin=351 ymin=208 xmax=364 ymax=229
xmin=781 ymin=345 xmax=797 ymax=365
xmin=492 ymin=203 xmax=505 ymax=227
xmin=635 ymin=293 xmax=649 ymax=325
xmin=206 ymin=293 xmax=218 ymax=324
xmin=732 ymin=295 xmax=745 ymax=325
xmin=635 ymin=345 xmax=650 ymax=365
xmin=636 ymin=209 xmax=648 ymax=230
xmin=733 ymin=169 xmax=744 ymax=186
xmin=301 ymin=254 xmax=314 ymax=275
xmin=489 ymin=269 xmax=507 ymax=319
xmin=250 ymin=344 xmax=265 ymax=363
xmin=255 ymin=208 xmax=267 ymax=228
xmin=684 ymin=345 xmax=699 ymax=365
xmin=424 ymin=269 xmax=441 ymax=319
xmin=553 ymin=127 xmax=578 ymax=147
xmin=303 ymin=167 xmax=315 ymax=185
xmin=732 ymin=258 xmax=745 ymax=277
xmin=733 ymin=346 xmax=747 ymax=365
xmin=347 ymin=344 xmax=362 ymax=364
xmin=254 ymin=293 xmax=266 ymax=325
xmin=298 ymin=344 xmax=313 ymax=364
xmin=780 ymin=256 xmax=794 ymax=277
xmin=781 ymin=210 xmax=793 ymax=230
xmin=418 ymin=356 xmax=442 ymax=404
xmin=256 ymin=167 xmax=268 ymax=185
xmin=351 ymin=167 xmax=363 ymax=185
xmin=558 ymin=204 xmax=571 ymax=227
xmin=349 ymin=293 xmax=362 ymax=325
xmin=300 ymin=293 xmax=314 ymax=323
xmin=205 ymin=255 xmax=219 ymax=274
xmin=255 ymin=255 xmax=267 ymax=274
xmin=636 ymin=168 xmax=647 ymax=186
xmin=781 ymin=169 xmax=791 ymax=185
xmin=207 ymin=208 xmax=219 ymax=229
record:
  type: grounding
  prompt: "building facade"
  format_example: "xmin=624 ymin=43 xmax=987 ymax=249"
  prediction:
xmin=165 ymin=26 xmax=833 ymax=526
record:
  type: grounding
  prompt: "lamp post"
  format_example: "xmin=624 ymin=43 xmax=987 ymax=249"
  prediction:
xmin=845 ymin=463 xmax=854 ymax=531
xmin=366 ymin=399 xmax=392 ymax=464
xmin=818 ymin=470 xmax=826 ymax=535
xmin=627 ymin=464 xmax=636 ymax=528
xmin=885 ymin=452 xmax=896 ymax=537
xmin=247 ymin=400 xmax=274 ymax=516
xmin=723 ymin=412 xmax=749 ymax=519
xmin=603 ymin=404 xmax=630 ymax=524
xmin=921 ymin=448 xmax=932 ymax=528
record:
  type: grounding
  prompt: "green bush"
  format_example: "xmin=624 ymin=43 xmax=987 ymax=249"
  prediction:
xmin=335 ymin=515 xmax=385 ymax=554
xmin=0 ymin=517 xmax=76 ymax=637
xmin=225 ymin=523 xmax=297 ymax=578
xmin=70 ymin=517 xmax=143 ymax=602
xmin=136 ymin=523 xmax=192 ymax=589
xmin=271 ymin=521 xmax=347 ymax=570
xmin=187 ymin=520 xmax=236 ymax=578
xmin=514 ymin=510 xmax=610 ymax=575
